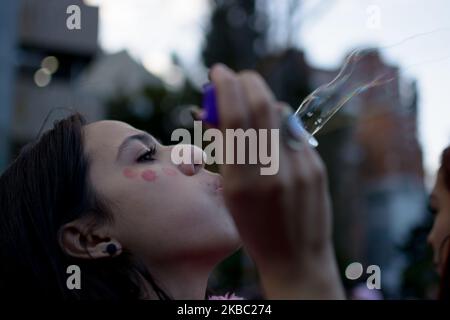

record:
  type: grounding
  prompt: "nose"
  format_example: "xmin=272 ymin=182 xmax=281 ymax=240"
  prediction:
xmin=171 ymin=144 xmax=206 ymax=176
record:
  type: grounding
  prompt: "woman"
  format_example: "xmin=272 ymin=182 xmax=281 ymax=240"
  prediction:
xmin=0 ymin=64 xmax=344 ymax=299
xmin=428 ymin=147 xmax=450 ymax=300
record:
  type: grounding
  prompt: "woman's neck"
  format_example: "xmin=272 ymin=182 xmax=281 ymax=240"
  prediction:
xmin=142 ymin=256 xmax=217 ymax=300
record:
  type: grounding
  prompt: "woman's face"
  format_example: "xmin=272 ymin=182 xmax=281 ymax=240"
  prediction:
xmin=82 ymin=120 xmax=241 ymax=265
xmin=428 ymin=169 xmax=450 ymax=276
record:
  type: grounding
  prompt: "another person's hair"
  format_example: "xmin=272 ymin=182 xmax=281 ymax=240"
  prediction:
xmin=438 ymin=146 xmax=450 ymax=300
xmin=0 ymin=113 xmax=170 ymax=299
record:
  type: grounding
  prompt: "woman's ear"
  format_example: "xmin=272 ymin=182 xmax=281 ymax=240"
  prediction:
xmin=58 ymin=218 xmax=122 ymax=259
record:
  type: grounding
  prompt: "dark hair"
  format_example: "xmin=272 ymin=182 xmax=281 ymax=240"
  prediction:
xmin=438 ymin=146 xmax=450 ymax=300
xmin=0 ymin=113 xmax=170 ymax=299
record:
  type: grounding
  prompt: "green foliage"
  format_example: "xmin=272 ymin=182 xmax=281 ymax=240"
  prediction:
xmin=106 ymin=80 xmax=201 ymax=144
xmin=202 ymin=0 xmax=267 ymax=70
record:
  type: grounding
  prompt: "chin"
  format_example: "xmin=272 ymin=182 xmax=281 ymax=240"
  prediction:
xmin=211 ymin=228 xmax=242 ymax=260
xmin=220 ymin=219 xmax=242 ymax=250
xmin=215 ymin=239 xmax=243 ymax=266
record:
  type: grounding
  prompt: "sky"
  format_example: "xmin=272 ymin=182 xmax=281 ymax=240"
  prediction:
xmin=84 ymin=0 xmax=450 ymax=187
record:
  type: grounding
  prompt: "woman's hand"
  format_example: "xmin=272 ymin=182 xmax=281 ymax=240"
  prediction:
xmin=210 ymin=64 xmax=344 ymax=299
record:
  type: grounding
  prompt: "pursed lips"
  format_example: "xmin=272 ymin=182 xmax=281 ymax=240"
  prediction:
xmin=213 ymin=177 xmax=223 ymax=192
xmin=205 ymin=175 xmax=223 ymax=193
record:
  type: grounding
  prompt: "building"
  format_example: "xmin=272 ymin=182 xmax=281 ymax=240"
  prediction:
xmin=11 ymin=0 xmax=100 ymax=153
xmin=253 ymin=48 xmax=426 ymax=297
xmin=311 ymin=50 xmax=426 ymax=296
xmin=0 ymin=0 xmax=20 ymax=171
xmin=7 ymin=1 xmax=162 ymax=161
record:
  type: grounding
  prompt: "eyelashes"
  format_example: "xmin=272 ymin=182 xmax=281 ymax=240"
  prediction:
xmin=137 ymin=145 xmax=157 ymax=163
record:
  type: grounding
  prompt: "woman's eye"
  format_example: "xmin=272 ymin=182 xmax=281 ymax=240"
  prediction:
xmin=137 ymin=146 xmax=156 ymax=163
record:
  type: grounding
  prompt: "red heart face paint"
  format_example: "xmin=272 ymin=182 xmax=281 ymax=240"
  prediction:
xmin=141 ymin=169 xmax=158 ymax=182
xmin=123 ymin=167 xmax=138 ymax=179
xmin=162 ymin=167 xmax=177 ymax=176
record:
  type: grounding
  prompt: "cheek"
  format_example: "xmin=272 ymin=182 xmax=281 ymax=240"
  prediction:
xmin=123 ymin=167 xmax=139 ymax=179
xmin=162 ymin=167 xmax=178 ymax=176
xmin=123 ymin=167 xmax=179 ymax=181
xmin=141 ymin=169 xmax=158 ymax=182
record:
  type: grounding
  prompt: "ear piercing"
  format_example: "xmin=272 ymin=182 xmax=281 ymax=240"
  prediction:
xmin=105 ymin=243 xmax=118 ymax=256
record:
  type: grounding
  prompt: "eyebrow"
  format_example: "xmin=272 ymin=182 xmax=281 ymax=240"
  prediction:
xmin=116 ymin=132 xmax=154 ymax=161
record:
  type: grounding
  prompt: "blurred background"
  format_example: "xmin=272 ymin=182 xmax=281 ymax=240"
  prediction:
xmin=1 ymin=0 xmax=450 ymax=299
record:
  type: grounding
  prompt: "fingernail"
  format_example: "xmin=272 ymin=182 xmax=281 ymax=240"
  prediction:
xmin=287 ymin=115 xmax=307 ymax=139
xmin=212 ymin=63 xmax=231 ymax=76
xmin=189 ymin=107 xmax=203 ymax=121
xmin=287 ymin=116 xmax=318 ymax=147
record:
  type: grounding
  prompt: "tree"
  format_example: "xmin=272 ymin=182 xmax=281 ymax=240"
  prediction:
xmin=202 ymin=0 xmax=268 ymax=71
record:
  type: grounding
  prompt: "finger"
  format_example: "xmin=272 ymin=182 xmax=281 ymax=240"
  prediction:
xmin=189 ymin=106 xmax=204 ymax=121
xmin=210 ymin=64 xmax=249 ymax=131
xmin=235 ymin=71 xmax=283 ymax=178
xmin=275 ymin=102 xmax=294 ymax=115
xmin=189 ymin=106 xmax=216 ymax=131
xmin=210 ymin=64 xmax=254 ymax=181
xmin=238 ymin=71 xmax=278 ymax=130
xmin=276 ymin=103 xmax=322 ymax=182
